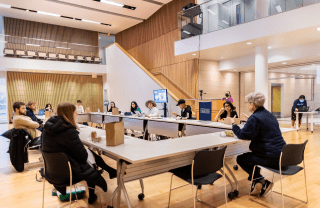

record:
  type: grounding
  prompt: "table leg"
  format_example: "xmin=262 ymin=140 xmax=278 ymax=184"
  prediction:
xmin=306 ymin=114 xmax=309 ymax=130
xmin=116 ymin=159 xmax=122 ymax=207
xmin=120 ymin=161 xmax=132 ymax=208
xmin=296 ymin=113 xmax=299 ymax=131
xmin=224 ymin=162 xmax=239 ymax=191
xmin=311 ymin=113 xmax=314 ymax=133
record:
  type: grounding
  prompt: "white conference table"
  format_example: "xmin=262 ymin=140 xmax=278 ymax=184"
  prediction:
xmin=294 ymin=111 xmax=318 ymax=133
xmin=79 ymin=125 xmax=241 ymax=208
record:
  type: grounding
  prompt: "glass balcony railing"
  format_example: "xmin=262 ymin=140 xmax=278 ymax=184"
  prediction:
xmin=178 ymin=0 xmax=320 ymax=40
xmin=0 ymin=34 xmax=113 ymax=64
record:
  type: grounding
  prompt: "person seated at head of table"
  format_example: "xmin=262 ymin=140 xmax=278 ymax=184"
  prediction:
xmin=131 ymin=101 xmax=141 ymax=115
xmin=107 ymin=101 xmax=116 ymax=113
xmin=45 ymin=103 xmax=53 ymax=112
xmin=26 ymin=100 xmax=43 ymax=132
xmin=291 ymin=95 xmax=307 ymax=130
xmin=145 ymin=100 xmax=159 ymax=118
xmin=42 ymin=102 xmax=117 ymax=204
xmin=12 ymin=101 xmax=42 ymax=148
xmin=231 ymin=92 xmax=286 ymax=197
xmin=214 ymin=101 xmax=238 ymax=124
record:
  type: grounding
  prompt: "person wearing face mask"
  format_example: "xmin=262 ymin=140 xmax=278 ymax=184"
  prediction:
xmin=231 ymin=92 xmax=286 ymax=198
xmin=222 ymin=91 xmax=233 ymax=103
xmin=291 ymin=95 xmax=307 ymax=130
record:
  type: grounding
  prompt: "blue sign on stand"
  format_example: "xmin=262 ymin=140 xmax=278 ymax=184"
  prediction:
xmin=199 ymin=101 xmax=212 ymax=121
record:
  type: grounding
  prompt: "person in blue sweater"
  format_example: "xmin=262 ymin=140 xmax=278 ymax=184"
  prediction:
xmin=231 ymin=92 xmax=286 ymax=197
xmin=291 ymin=95 xmax=307 ymax=130
xmin=26 ymin=101 xmax=43 ymax=132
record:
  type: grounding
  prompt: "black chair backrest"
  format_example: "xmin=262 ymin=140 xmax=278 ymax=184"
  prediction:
xmin=42 ymin=152 xmax=71 ymax=182
xmin=193 ymin=146 xmax=227 ymax=177
xmin=281 ymin=140 xmax=308 ymax=167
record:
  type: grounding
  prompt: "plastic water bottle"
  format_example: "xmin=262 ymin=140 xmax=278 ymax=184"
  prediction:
xmin=97 ymin=108 xmax=100 ymax=113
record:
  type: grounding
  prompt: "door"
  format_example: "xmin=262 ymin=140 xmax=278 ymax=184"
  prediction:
xmin=271 ymin=85 xmax=281 ymax=118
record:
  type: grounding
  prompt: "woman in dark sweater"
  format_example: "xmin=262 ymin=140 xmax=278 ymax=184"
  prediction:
xmin=107 ymin=101 xmax=116 ymax=113
xmin=214 ymin=101 xmax=238 ymax=122
xmin=42 ymin=102 xmax=117 ymax=204
xmin=231 ymin=92 xmax=286 ymax=197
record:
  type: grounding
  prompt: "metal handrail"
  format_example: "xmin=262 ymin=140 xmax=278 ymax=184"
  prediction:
xmin=151 ymin=71 xmax=195 ymax=99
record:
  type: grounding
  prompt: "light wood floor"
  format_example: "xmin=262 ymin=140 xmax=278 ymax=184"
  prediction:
xmin=0 ymin=123 xmax=318 ymax=208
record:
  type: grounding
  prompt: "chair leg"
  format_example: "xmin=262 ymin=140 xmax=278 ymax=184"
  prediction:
xmin=42 ymin=178 xmax=45 ymax=208
xmin=139 ymin=179 xmax=144 ymax=195
xmin=223 ymin=162 xmax=228 ymax=208
xmin=303 ymin=160 xmax=309 ymax=203
xmin=168 ymin=174 xmax=174 ymax=208
xmin=280 ymin=169 xmax=284 ymax=208
xmin=248 ymin=165 xmax=257 ymax=200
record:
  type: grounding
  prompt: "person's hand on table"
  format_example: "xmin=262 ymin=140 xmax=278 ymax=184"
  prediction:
xmin=172 ymin=112 xmax=177 ymax=117
xmin=295 ymin=108 xmax=298 ymax=112
xmin=240 ymin=113 xmax=249 ymax=121
xmin=145 ymin=114 xmax=150 ymax=118
xmin=134 ymin=114 xmax=138 ymax=117
xmin=182 ymin=117 xmax=187 ymax=120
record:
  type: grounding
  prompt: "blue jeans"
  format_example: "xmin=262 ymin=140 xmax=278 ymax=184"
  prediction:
xmin=237 ymin=152 xmax=279 ymax=181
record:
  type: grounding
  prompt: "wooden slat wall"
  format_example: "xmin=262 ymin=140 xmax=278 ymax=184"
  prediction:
xmin=4 ymin=17 xmax=99 ymax=57
xmin=116 ymin=0 xmax=195 ymax=50
xmin=7 ymin=72 xmax=103 ymax=122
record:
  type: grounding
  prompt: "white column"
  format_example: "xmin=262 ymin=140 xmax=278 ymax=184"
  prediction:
xmin=255 ymin=45 xmax=268 ymax=110
xmin=256 ymin=0 xmax=269 ymax=19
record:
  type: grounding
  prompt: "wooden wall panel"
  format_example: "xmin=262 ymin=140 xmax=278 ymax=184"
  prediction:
xmin=7 ymin=72 xmax=103 ymax=122
xmin=4 ymin=17 xmax=99 ymax=56
xmin=116 ymin=0 xmax=195 ymax=50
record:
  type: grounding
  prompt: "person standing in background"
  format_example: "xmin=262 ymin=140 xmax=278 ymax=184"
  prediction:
xmin=76 ymin=100 xmax=88 ymax=126
xmin=291 ymin=95 xmax=307 ymax=130
xmin=222 ymin=91 xmax=233 ymax=103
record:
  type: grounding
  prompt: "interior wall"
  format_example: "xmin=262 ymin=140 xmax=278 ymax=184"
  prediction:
xmin=199 ymin=60 xmax=240 ymax=112
xmin=3 ymin=17 xmax=99 ymax=57
xmin=240 ymin=71 xmax=315 ymax=117
xmin=7 ymin=72 xmax=103 ymax=122
xmin=116 ymin=0 xmax=198 ymax=101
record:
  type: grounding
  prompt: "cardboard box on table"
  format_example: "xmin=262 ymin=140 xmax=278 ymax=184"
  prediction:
xmin=105 ymin=121 xmax=124 ymax=146
xmin=112 ymin=108 xmax=119 ymax=115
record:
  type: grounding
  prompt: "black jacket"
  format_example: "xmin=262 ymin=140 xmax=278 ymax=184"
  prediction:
xmin=181 ymin=105 xmax=192 ymax=119
xmin=232 ymin=107 xmax=286 ymax=158
xmin=220 ymin=110 xmax=238 ymax=119
xmin=26 ymin=107 xmax=43 ymax=125
xmin=42 ymin=116 xmax=104 ymax=185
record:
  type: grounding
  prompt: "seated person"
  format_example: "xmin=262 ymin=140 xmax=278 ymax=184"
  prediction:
xmin=172 ymin=99 xmax=192 ymax=135
xmin=26 ymin=101 xmax=43 ymax=131
xmin=76 ymin=100 xmax=84 ymax=114
xmin=42 ymin=102 xmax=117 ymax=204
xmin=291 ymin=95 xmax=307 ymax=130
xmin=45 ymin=103 xmax=53 ymax=112
xmin=231 ymin=92 xmax=286 ymax=197
xmin=107 ymin=101 xmax=116 ymax=113
xmin=145 ymin=100 xmax=159 ymax=118
xmin=131 ymin=101 xmax=141 ymax=114
xmin=214 ymin=101 xmax=238 ymax=124
xmin=13 ymin=101 xmax=42 ymax=147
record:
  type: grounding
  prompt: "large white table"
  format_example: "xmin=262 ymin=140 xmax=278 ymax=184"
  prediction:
xmin=79 ymin=125 xmax=241 ymax=208
xmin=294 ymin=111 xmax=318 ymax=133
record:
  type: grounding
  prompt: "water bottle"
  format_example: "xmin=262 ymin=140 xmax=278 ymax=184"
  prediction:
xmin=97 ymin=108 xmax=100 ymax=113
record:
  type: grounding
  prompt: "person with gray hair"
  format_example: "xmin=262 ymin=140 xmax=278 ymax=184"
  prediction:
xmin=231 ymin=92 xmax=286 ymax=197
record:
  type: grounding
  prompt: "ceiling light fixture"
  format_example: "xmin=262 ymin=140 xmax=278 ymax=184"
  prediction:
xmin=268 ymin=46 xmax=271 ymax=49
xmin=37 ymin=11 xmax=61 ymax=17
xmin=100 ymin=0 xmax=124 ymax=7
xmin=247 ymin=42 xmax=252 ymax=45
xmin=282 ymin=62 xmax=287 ymax=64
xmin=26 ymin=44 xmax=41 ymax=47
xmin=82 ymin=19 xmax=100 ymax=24
xmin=317 ymin=28 xmax=320 ymax=31
xmin=221 ymin=57 xmax=224 ymax=59
xmin=0 ymin=3 xmax=11 ymax=8
xmin=192 ymin=54 xmax=197 ymax=56
xmin=56 ymin=47 xmax=71 ymax=49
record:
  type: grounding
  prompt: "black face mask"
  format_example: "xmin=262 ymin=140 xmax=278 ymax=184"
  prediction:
xmin=225 ymin=93 xmax=229 ymax=97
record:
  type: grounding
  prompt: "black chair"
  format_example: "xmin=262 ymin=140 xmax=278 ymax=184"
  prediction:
xmin=42 ymin=152 xmax=82 ymax=208
xmin=168 ymin=146 xmax=228 ymax=208
xmin=249 ymin=140 xmax=308 ymax=208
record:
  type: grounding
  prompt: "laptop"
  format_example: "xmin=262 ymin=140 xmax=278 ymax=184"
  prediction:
xmin=38 ymin=109 xmax=45 ymax=116
xmin=298 ymin=106 xmax=309 ymax=112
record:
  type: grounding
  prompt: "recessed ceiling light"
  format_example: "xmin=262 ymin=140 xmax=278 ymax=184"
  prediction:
xmin=192 ymin=54 xmax=197 ymax=56
xmin=0 ymin=3 xmax=11 ymax=8
xmin=56 ymin=47 xmax=71 ymax=50
xmin=282 ymin=62 xmax=287 ymax=64
xmin=247 ymin=42 xmax=252 ymax=45
xmin=37 ymin=11 xmax=61 ymax=17
xmin=268 ymin=46 xmax=271 ymax=49
xmin=221 ymin=57 xmax=224 ymax=59
xmin=100 ymin=0 xmax=124 ymax=7
xmin=317 ymin=28 xmax=320 ymax=31
xmin=26 ymin=44 xmax=41 ymax=47
xmin=82 ymin=19 xmax=100 ymax=24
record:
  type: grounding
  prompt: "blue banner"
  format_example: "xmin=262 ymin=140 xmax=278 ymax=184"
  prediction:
xmin=199 ymin=102 xmax=212 ymax=121
xmin=236 ymin=4 xmax=241 ymax=25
